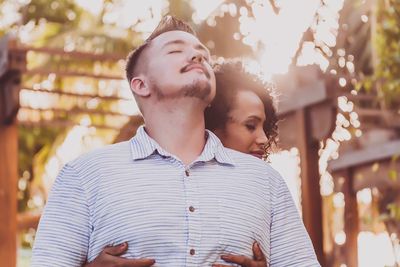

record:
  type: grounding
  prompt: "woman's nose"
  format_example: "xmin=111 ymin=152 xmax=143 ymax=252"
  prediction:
xmin=256 ymin=130 xmax=268 ymax=146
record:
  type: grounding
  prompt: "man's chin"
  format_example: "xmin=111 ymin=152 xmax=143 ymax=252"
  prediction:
xmin=181 ymin=80 xmax=212 ymax=100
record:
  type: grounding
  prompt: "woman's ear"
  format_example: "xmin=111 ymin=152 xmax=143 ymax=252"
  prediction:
xmin=130 ymin=77 xmax=150 ymax=97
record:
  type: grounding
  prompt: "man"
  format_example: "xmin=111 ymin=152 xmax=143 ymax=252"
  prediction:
xmin=31 ymin=16 xmax=320 ymax=267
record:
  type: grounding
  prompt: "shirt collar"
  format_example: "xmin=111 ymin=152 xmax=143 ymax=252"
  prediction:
xmin=130 ymin=125 xmax=235 ymax=166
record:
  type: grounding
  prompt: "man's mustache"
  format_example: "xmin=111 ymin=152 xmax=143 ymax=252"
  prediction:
xmin=180 ymin=63 xmax=211 ymax=79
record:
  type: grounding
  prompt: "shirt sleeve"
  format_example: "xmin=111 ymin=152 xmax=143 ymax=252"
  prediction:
xmin=269 ymin=176 xmax=321 ymax=267
xmin=31 ymin=163 xmax=91 ymax=267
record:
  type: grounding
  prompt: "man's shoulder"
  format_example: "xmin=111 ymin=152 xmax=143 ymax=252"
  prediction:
xmin=222 ymin=147 xmax=283 ymax=179
xmin=68 ymin=140 xmax=132 ymax=171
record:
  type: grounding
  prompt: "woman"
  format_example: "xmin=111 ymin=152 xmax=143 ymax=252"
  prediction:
xmin=206 ymin=60 xmax=278 ymax=160
xmin=85 ymin=60 xmax=278 ymax=267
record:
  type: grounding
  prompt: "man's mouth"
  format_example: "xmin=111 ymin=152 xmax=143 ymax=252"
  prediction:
xmin=181 ymin=63 xmax=210 ymax=78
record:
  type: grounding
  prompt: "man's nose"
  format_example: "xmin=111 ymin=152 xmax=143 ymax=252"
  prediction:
xmin=190 ymin=50 xmax=203 ymax=63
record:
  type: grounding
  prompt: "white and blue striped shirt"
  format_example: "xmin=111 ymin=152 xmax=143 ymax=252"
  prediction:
xmin=32 ymin=126 xmax=320 ymax=267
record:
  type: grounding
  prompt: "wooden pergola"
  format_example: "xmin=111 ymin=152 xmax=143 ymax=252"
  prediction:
xmin=0 ymin=35 xmax=27 ymax=267
xmin=324 ymin=0 xmax=400 ymax=264
xmin=327 ymin=91 xmax=400 ymax=267
xmin=329 ymin=141 xmax=400 ymax=267
xmin=0 ymin=34 xmax=338 ymax=266
xmin=0 ymin=35 xmax=127 ymax=267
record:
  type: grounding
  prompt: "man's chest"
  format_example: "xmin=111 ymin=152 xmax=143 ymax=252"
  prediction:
xmin=87 ymin=167 xmax=271 ymax=265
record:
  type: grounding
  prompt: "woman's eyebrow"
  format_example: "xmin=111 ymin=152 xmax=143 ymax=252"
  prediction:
xmin=246 ymin=115 xmax=262 ymax=121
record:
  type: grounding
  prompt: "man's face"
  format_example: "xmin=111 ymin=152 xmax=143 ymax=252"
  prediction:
xmin=145 ymin=31 xmax=216 ymax=104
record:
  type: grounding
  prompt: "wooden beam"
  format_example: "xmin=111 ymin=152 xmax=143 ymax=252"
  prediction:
xmin=0 ymin=122 xmax=18 ymax=267
xmin=18 ymin=119 xmax=122 ymax=131
xmin=340 ymin=92 xmax=376 ymax=102
xmin=353 ymin=108 xmax=400 ymax=128
xmin=354 ymin=107 xmax=386 ymax=117
xmin=19 ymin=106 xmax=132 ymax=118
xmin=25 ymin=69 xmax=124 ymax=80
xmin=352 ymin=160 xmax=400 ymax=192
xmin=296 ymin=108 xmax=325 ymax=266
xmin=277 ymin=80 xmax=328 ymax=115
xmin=328 ymin=140 xmax=400 ymax=171
xmin=11 ymin=46 xmax=126 ymax=61
xmin=21 ymin=87 xmax=131 ymax=101
xmin=343 ymin=168 xmax=359 ymax=267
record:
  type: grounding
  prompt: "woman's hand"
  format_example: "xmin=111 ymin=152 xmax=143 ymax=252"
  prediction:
xmin=83 ymin=242 xmax=155 ymax=267
xmin=212 ymin=242 xmax=267 ymax=267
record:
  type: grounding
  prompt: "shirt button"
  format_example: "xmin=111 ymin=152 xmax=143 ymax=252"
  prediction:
xmin=189 ymin=206 xmax=195 ymax=212
xmin=185 ymin=170 xmax=190 ymax=176
xmin=190 ymin=249 xmax=195 ymax=255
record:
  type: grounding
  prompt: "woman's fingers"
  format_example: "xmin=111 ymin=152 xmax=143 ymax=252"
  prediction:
xmin=103 ymin=242 xmax=129 ymax=256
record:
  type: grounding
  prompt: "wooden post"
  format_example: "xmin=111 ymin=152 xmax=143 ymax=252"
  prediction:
xmin=0 ymin=35 xmax=26 ymax=267
xmin=0 ymin=122 xmax=18 ymax=267
xmin=343 ymin=168 xmax=359 ymax=267
xmin=296 ymin=108 xmax=325 ymax=266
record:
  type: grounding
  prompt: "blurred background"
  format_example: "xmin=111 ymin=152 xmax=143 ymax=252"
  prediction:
xmin=0 ymin=0 xmax=399 ymax=266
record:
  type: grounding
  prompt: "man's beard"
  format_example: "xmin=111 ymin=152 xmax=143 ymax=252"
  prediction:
xmin=152 ymin=79 xmax=211 ymax=101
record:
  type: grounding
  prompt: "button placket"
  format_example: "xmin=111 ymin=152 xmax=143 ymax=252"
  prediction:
xmin=183 ymin=167 xmax=201 ymax=266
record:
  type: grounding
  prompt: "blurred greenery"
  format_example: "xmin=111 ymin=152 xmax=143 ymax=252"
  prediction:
xmin=366 ymin=0 xmax=400 ymax=107
xmin=1 ymin=0 xmax=198 ymax=221
xmin=22 ymin=0 xmax=82 ymax=25
xmin=10 ymin=0 xmax=125 ymax=217
xmin=0 ymin=1 xmax=398 ymax=263
xmin=18 ymin=126 xmax=60 ymax=212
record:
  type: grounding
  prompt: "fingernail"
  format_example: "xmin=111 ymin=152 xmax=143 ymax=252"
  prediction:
xmin=120 ymin=242 xmax=126 ymax=247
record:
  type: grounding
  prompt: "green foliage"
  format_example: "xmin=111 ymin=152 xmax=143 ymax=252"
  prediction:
xmin=18 ymin=126 xmax=61 ymax=212
xmin=168 ymin=0 xmax=194 ymax=23
xmin=21 ymin=0 xmax=82 ymax=25
xmin=387 ymin=203 xmax=400 ymax=222
xmin=370 ymin=0 xmax=400 ymax=107
xmin=10 ymin=0 xmax=198 ymax=214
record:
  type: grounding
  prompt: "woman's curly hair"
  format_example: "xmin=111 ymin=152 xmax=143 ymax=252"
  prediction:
xmin=205 ymin=60 xmax=279 ymax=159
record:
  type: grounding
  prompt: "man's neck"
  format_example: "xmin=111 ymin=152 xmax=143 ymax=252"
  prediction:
xmin=143 ymin=101 xmax=207 ymax=166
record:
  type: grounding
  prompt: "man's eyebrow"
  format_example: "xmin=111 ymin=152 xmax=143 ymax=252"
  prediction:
xmin=162 ymin=39 xmax=209 ymax=54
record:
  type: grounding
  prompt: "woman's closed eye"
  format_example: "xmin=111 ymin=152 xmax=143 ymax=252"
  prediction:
xmin=168 ymin=50 xmax=182 ymax=54
xmin=245 ymin=123 xmax=256 ymax=131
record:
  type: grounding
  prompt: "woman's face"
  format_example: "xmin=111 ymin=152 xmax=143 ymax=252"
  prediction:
xmin=215 ymin=90 xmax=268 ymax=158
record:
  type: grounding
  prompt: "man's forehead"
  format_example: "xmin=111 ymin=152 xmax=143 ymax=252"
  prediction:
xmin=150 ymin=30 xmax=207 ymax=50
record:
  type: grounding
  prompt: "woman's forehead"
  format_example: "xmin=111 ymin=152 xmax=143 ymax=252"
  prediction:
xmin=230 ymin=90 xmax=266 ymax=118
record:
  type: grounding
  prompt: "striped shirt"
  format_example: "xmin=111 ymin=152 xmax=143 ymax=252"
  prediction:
xmin=32 ymin=126 xmax=320 ymax=267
